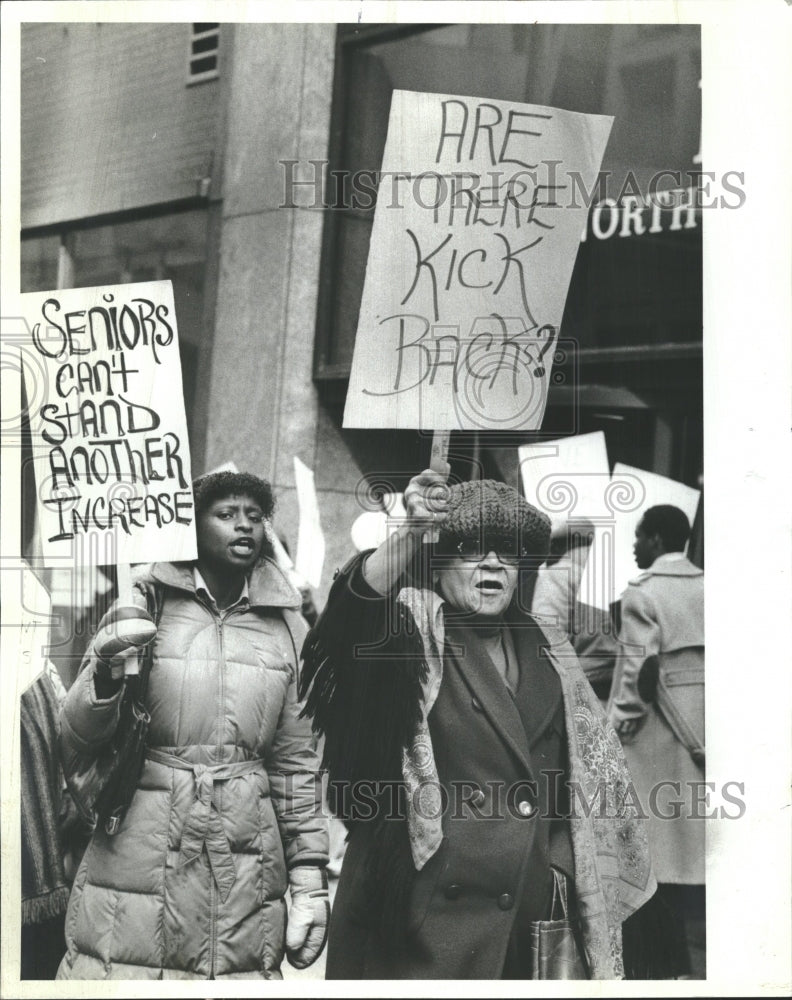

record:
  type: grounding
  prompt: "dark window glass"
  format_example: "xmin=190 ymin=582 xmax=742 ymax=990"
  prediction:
xmin=192 ymin=35 xmax=219 ymax=55
xmin=21 ymin=235 xmax=60 ymax=293
xmin=21 ymin=209 xmax=209 ymax=431
xmin=190 ymin=55 xmax=218 ymax=77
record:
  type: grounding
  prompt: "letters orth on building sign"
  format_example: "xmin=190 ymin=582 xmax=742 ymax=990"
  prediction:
xmin=344 ymin=90 xmax=613 ymax=431
xmin=20 ymin=280 xmax=197 ymax=567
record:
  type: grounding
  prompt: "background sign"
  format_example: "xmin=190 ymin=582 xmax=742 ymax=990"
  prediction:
xmin=580 ymin=462 xmax=701 ymax=610
xmin=519 ymin=430 xmax=612 ymax=532
xmin=344 ymin=89 xmax=613 ymax=430
xmin=294 ymin=456 xmax=325 ymax=590
xmin=21 ymin=280 xmax=197 ymax=566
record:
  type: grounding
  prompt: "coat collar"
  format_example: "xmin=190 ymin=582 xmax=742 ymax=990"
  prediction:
xmin=140 ymin=558 xmax=302 ymax=610
xmin=629 ymin=555 xmax=703 ymax=584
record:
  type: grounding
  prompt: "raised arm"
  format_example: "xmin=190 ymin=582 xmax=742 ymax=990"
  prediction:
xmin=299 ymin=470 xmax=446 ymax=809
xmin=362 ymin=468 xmax=449 ymax=595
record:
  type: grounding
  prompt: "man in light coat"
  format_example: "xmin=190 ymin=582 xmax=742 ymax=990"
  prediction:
xmin=608 ymin=504 xmax=705 ymax=978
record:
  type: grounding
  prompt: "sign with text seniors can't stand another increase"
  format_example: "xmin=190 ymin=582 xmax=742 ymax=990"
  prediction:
xmin=21 ymin=280 xmax=197 ymax=567
xmin=343 ymin=90 xmax=613 ymax=431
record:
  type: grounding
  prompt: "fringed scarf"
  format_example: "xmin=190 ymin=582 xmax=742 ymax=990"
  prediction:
xmin=300 ymin=560 xmax=430 ymax=946
xmin=300 ymin=554 xmax=656 ymax=976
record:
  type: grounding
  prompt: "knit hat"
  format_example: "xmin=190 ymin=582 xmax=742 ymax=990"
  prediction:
xmin=435 ymin=479 xmax=551 ymax=560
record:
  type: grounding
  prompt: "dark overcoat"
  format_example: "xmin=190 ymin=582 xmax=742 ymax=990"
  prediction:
xmin=301 ymin=554 xmax=656 ymax=980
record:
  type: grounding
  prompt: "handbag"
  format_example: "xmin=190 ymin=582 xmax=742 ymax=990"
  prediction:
xmin=93 ymin=676 xmax=152 ymax=835
xmin=91 ymin=586 xmax=162 ymax=835
xmin=530 ymin=869 xmax=590 ymax=980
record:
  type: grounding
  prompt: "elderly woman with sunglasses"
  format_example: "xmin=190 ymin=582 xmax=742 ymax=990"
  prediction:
xmin=300 ymin=470 xmax=656 ymax=980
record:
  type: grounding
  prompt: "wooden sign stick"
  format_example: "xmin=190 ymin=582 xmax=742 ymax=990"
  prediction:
xmin=428 ymin=430 xmax=451 ymax=545
xmin=116 ymin=561 xmax=133 ymax=605
xmin=430 ymin=430 xmax=451 ymax=477
xmin=115 ymin=561 xmax=139 ymax=675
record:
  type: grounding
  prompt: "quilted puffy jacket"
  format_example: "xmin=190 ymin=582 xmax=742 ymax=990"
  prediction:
xmin=57 ymin=559 xmax=328 ymax=980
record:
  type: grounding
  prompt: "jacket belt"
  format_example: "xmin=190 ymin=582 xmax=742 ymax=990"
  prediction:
xmin=146 ymin=748 xmax=266 ymax=902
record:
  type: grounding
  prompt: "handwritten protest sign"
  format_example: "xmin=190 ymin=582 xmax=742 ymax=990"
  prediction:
xmin=20 ymin=281 xmax=197 ymax=567
xmin=344 ymin=90 xmax=613 ymax=431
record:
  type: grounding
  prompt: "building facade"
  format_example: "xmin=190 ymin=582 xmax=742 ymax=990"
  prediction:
xmin=21 ymin=20 xmax=703 ymax=606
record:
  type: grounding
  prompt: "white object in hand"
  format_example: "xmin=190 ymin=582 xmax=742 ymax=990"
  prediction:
xmin=94 ymin=606 xmax=157 ymax=663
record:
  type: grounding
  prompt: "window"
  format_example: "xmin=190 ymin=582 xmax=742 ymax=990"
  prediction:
xmin=21 ymin=208 xmax=210 ymax=431
xmin=188 ymin=23 xmax=220 ymax=83
xmin=21 ymin=235 xmax=60 ymax=293
xmin=314 ymin=23 xmax=701 ymax=381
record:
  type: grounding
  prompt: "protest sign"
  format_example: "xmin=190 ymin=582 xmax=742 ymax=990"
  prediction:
xmin=3 ymin=559 xmax=53 ymax=695
xmin=20 ymin=281 xmax=197 ymax=567
xmin=294 ymin=456 xmax=325 ymax=590
xmin=579 ymin=462 xmax=701 ymax=610
xmin=350 ymin=491 xmax=408 ymax=553
xmin=519 ymin=430 xmax=611 ymax=532
xmin=344 ymin=90 xmax=613 ymax=431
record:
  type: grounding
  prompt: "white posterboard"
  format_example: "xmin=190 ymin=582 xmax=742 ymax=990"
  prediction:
xmin=294 ymin=456 xmax=325 ymax=590
xmin=518 ymin=431 xmax=612 ymax=532
xmin=344 ymin=90 xmax=613 ymax=431
xmin=580 ymin=462 xmax=701 ymax=610
xmin=3 ymin=559 xmax=53 ymax=695
xmin=20 ymin=281 xmax=197 ymax=567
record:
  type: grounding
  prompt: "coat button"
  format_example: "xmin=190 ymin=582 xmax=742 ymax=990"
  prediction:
xmin=518 ymin=800 xmax=537 ymax=818
xmin=498 ymin=893 xmax=514 ymax=911
xmin=471 ymin=697 xmax=484 ymax=712
xmin=470 ymin=790 xmax=486 ymax=808
xmin=445 ymin=883 xmax=462 ymax=900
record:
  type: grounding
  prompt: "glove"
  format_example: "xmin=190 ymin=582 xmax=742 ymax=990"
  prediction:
xmin=613 ymin=716 xmax=643 ymax=744
xmin=93 ymin=606 xmax=157 ymax=687
xmin=285 ymin=865 xmax=330 ymax=969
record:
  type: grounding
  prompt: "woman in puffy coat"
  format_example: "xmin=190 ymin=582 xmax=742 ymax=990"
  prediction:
xmin=57 ymin=472 xmax=329 ymax=980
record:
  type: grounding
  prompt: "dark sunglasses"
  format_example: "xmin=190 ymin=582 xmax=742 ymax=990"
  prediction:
xmin=435 ymin=538 xmax=528 ymax=565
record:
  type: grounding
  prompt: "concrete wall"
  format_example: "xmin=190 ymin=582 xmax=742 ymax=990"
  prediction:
xmin=205 ymin=23 xmax=367 ymax=603
xmin=21 ymin=23 xmax=221 ymax=227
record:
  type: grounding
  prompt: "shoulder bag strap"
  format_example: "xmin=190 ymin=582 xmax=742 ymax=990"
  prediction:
xmin=655 ymin=675 xmax=705 ymax=768
xmin=135 ymin=583 xmax=164 ymax=703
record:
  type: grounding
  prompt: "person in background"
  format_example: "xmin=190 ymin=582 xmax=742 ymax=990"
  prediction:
xmin=531 ymin=519 xmax=618 ymax=702
xmin=21 ymin=660 xmax=90 ymax=979
xmin=57 ymin=471 xmax=329 ymax=980
xmin=300 ymin=470 xmax=655 ymax=980
xmin=608 ymin=504 xmax=705 ymax=979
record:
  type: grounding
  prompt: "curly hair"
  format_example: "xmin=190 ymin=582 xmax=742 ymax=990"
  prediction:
xmin=192 ymin=472 xmax=275 ymax=520
xmin=640 ymin=504 xmax=691 ymax=553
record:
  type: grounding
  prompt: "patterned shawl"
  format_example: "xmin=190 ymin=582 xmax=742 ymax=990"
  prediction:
xmin=397 ymin=586 xmax=656 ymax=979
